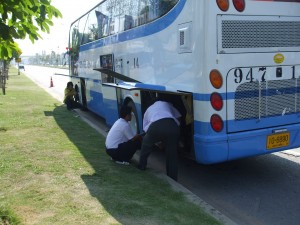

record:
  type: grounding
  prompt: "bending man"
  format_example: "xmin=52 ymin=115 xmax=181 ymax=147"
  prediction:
xmin=138 ymin=98 xmax=181 ymax=180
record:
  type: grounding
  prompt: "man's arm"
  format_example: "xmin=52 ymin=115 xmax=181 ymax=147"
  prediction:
xmin=131 ymin=134 xmax=143 ymax=142
xmin=65 ymin=88 xmax=76 ymax=98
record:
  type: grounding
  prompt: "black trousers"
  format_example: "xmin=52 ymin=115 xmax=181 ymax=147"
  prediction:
xmin=65 ymin=96 xmax=81 ymax=110
xmin=139 ymin=118 xmax=180 ymax=180
xmin=106 ymin=139 xmax=141 ymax=162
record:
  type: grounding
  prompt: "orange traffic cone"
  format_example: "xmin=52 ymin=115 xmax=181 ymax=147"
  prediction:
xmin=50 ymin=76 xmax=54 ymax=87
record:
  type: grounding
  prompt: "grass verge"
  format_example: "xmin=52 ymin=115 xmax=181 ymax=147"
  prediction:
xmin=0 ymin=67 xmax=222 ymax=225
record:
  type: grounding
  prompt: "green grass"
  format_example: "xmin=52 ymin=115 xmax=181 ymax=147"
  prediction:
xmin=0 ymin=67 xmax=222 ymax=225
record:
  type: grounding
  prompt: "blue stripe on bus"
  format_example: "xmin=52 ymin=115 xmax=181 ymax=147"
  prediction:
xmin=193 ymin=93 xmax=226 ymax=101
xmin=193 ymin=86 xmax=300 ymax=102
xmin=80 ymin=0 xmax=187 ymax=52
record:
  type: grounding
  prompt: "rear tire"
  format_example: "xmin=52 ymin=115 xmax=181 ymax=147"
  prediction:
xmin=126 ymin=101 xmax=140 ymax=134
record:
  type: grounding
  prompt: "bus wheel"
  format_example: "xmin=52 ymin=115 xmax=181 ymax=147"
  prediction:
xmin=126 ymin=101 xmax=140 ymax=134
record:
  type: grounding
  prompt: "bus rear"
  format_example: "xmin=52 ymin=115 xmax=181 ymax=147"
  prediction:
xmin=196 ymin=0 xmax=300 ymax=164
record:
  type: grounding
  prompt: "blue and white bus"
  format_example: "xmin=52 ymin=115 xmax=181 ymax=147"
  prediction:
xmin=68 ymin=0 xmax=300 ymax=167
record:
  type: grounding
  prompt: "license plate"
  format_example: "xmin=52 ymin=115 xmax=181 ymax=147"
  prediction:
xmin=267 ymin=132 xmax=290 ymax=150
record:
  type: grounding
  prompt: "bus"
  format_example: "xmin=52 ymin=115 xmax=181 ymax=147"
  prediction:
xmin=67 ymin=0 xmax=300 ymax=170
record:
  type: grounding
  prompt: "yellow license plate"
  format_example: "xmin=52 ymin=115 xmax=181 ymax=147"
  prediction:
xmin=267 ymin=132 xmax=290 ymax=150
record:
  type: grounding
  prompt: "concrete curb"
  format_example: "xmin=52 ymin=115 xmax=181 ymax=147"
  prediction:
xmin=280 ymin=150 xmax=300 ymax=157
xmin=155 ymin=173 xmax=238 ymax=225
xmin=130 ymin=152 xmax=237 ymax=225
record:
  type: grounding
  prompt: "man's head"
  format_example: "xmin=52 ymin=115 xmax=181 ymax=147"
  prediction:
xmin=67 ymin=82 xmax=74 ymax=89
xmin=120 ymin=105 xmax=132 ymax=121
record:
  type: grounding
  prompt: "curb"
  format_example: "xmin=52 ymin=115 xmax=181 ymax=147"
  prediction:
xmin=156 ymin=173 xmax=238 ymax=225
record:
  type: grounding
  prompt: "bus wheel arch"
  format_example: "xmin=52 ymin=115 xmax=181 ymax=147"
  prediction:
xmin=124 ymin=99 xmax=140 ymax=134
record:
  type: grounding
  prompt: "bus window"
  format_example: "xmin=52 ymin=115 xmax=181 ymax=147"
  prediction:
xmin=122 ymin=1 xmax=139 ymax=30
xmin=100 ymin=54 xmax=114 ymax=83
xmin=138 ymin=1 xmax=148 ymax=25
xmin=85 ymin=9 xmax=98 ymax=42
xmin=69 ymin=21 xmax=80 ymax=75
xmin=159 ymin=0 xmax=178 ymax=17
xmin=139 ymin=0 xmax=179 ymax=25
xmin=79 ymin=15 xmax=88 ymax=45
xmin=95 ymin=2 xmax=109 ymax=38
xmin=124 ymin=15 xmax=134 ymax=31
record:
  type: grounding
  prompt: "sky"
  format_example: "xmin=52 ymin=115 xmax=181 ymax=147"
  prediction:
xmin=18 ymin=0 xmax=102 ymax=56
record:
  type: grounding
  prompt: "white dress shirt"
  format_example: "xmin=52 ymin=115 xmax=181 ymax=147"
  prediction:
xmin=105 ymin=118 xmax=135 ymax=149
xmin=143 ymin=101 xmax=181 ymax=132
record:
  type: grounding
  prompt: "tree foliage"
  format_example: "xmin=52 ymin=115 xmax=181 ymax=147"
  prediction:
xmin=0 ymin=0 xmax=62 ymax=59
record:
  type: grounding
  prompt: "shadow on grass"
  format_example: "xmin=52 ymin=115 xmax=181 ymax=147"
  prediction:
xmin=51 ymin=105 xmax=182 ymax=224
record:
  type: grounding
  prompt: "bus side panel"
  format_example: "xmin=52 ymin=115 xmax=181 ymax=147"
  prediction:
xmin=85 ymin=79 xmax=105 ymax=117
xmin=102 ymin=85 xmax=119 ymax=127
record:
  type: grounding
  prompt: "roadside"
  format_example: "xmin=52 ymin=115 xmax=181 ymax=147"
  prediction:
xmin=0 ymin=67 xmax=224 ymax=224
xmin=23 ymin=65 xmax=238 ymax=225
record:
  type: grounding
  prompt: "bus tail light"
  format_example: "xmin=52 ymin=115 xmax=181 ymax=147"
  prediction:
xmin=210 ymin=114 xmax=223 ymax=132
xmin=232 ymin=0 xmax=245 ymax=12
xmin=216 ymin=0 xmax=229 ymax=11
xmin=211 ymin=92 xmax=223 ymax=111
xmin=210 ymin=70 xmax=223 ymax=89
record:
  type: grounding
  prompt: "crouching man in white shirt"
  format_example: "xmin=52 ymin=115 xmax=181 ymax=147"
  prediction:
xmin=105 ymin=105 xmax=142 ymax=164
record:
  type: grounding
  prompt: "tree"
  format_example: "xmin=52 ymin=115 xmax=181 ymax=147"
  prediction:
xmin=0 ymin=0 xmax=62 ymax=59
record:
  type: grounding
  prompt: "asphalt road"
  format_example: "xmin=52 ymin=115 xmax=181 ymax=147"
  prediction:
xmin=22 ymin=65 xmax=300 ymax=225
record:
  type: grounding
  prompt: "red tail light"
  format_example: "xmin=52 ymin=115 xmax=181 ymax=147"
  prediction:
xmin=210 ymin=92 xmax=223 ymax=111
xmin=210 ymin=114 xmax=223 ymax=132
xmin=233 ymin=0 xmax=245 ymax=12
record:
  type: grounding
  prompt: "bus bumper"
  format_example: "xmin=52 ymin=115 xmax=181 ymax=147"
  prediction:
xmin=194 ymin=134 xmax=229 ymax=164
xmin=194 ymin=123 xmax=300 ymax=164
